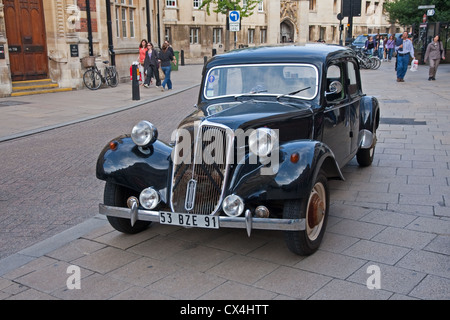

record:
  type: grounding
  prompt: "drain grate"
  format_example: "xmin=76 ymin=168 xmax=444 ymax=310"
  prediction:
xmin=380 ymin=117 xmax=427 ymax=125
xmin=0 ymin=101 xmax=31 ymax=107
xmin=380 ymin=99 xmax=410 ymax=103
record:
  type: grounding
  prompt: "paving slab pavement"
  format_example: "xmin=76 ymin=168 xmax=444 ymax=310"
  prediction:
xmin=0 ymin=59 xmax=449 ymax=301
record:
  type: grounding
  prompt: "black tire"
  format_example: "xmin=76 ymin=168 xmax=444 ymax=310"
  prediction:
xmin=283 ymin=172 xmax=329 ymax=255
xmin=104 ymin=182 xmax=151 ymax=234
xmin=106 ymin=67 xmax=118 ymax=87
xmin=356 ymin=145 xmax=375 ymax=167
xmin=83 ymin=69 xmax=102 ymax=90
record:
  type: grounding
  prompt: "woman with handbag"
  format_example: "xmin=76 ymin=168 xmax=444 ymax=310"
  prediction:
xmin=159 ymin=42 xmax=177 ymax=91
xmin=424 ymin=35 xmax=446 ymax=81
xmin=143 ymin=42 xmax=161 ymax=88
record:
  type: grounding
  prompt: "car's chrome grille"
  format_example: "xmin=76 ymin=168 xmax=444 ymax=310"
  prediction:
xmin=171 ymin=123 xmax=232 ymax=215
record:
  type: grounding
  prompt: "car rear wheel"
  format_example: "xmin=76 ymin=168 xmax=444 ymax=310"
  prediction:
xmin=104 ymin=182 xmax=152 ymax=234
xmin=283 ymin=172 xmax=329 ymax=255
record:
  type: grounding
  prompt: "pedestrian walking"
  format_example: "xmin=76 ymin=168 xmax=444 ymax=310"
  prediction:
xmin=138 ymin=39 xmax=148 ymax=85
xmin=364 ymin=36 xmax=375 ymax=55
xmin=386 ymin=35 xmax=395 ymax=61
xmin=395 ymin=32 xmax=415 ymax=82
xmin=143 ymin=42 xmax=161 ymax=88
xmin=424 ymin=35 xmax=446 ymax=81
xmin=159 ymin=42 xmax=177 ymax=91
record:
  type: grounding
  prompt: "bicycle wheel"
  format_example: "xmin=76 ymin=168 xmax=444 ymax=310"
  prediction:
xmin=370 ymin=57 xmax=381 ymax=70
xmin=106 ymin=66 xmax=119 ymax=87
xmin=83 ymin=69 xmax=102 ymax=90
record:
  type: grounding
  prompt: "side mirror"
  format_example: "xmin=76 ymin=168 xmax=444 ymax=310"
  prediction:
xmin=325 ymin=80 xmax=343 ymax=96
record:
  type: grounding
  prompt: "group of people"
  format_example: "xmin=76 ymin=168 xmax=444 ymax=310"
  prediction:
xmin=138 ymin=39 xmax=177 ymax=91
xmin=365 ymin=31 xmax=446 ymax=83
xmin=364 ymin=34 xmax=396 ymax=61
xmin=393 ymin=31 xmax=445 ymax=83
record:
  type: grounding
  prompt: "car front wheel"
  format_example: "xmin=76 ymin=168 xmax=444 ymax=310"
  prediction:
xmin=104 ymin=182 xmax=152 ymax=234
xmin=283 ymin=172 xmax=329 ymax=255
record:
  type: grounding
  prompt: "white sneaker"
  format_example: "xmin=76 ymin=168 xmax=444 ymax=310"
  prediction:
xmin=143 ymin=84 xmax=149 ymax=88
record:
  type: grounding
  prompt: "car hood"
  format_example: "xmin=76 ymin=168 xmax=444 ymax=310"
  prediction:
xmin=178 ymin=99 xmax=316 ymax=142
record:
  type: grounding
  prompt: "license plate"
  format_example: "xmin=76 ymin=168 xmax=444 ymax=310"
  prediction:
xmin=159 ymin=212 xmax=219 ymax=229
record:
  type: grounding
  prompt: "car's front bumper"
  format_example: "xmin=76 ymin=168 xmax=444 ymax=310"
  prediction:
xmin=99 ymin=204 xmax=306 ymax=237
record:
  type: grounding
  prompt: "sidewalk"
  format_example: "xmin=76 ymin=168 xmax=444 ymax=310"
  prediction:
xmin=0 ymin=59 xmax=449 ymax=300
xmin=0 ymin=64 xmax=204 ymax=142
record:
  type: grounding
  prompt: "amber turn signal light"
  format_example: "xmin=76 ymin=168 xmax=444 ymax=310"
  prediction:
xmin=109 ymin=141 xmax=118 ymax=151
xmin=290 ymin=152 xmax=299 ymax=163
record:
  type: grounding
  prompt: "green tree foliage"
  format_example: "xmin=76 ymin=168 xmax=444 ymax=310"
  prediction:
xmin=385 ymin=0 xmax=450 ymax=26
xmin=200 ymin=0 xmax=260 ymax=17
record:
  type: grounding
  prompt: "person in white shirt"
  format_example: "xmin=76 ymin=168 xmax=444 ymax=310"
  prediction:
xmin=396 ymin=32 xmax=415 ymax=82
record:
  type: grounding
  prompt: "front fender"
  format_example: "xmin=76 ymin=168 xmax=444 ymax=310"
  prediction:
xmin=229 ymin=140 xmax=344 ymax=201
xmin=96 ymin=135 xmax=173 ymax=202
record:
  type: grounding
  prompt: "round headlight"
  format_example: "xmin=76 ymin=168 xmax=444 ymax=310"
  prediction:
xmin=222 ymin=194 xmax=244 ymax=217
xmin=248 ymin=128 xmax=278 ymax=157
xmin=139 ymin=187 xmax=160 ymax=210
xmin=131 ymin=121 xmax=158 ymax=146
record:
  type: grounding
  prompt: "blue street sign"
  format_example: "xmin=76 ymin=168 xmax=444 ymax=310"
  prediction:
xmin=229 ymin=11 xmax=240 ymax=22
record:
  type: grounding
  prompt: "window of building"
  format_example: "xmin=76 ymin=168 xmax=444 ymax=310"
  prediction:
xmin=260 ymin=29 xmax=267 ymax=44
xmin=366 ymin=1 xmax=371 ymax=14
xmin=166 ymin=0 xmax=177 ymax=8
xmin=165 ymin=27 xmax=171 ymax=42
xmin=213 ymin=28 xmax=222 ymax=44
xmin=190 ymin=28 xmax=200 ymax=44
xmin=309 ymin=0 xmax=316 ymax=11
xmin=193 ymin=0 xmax=202 ymax=9
xmin=258 ymin=0 xmax=264 ymax=12
xmin=114 ymin=0 xmax=135 ymax=39
xmin=248 ymin=29 xmax=255 ymax=44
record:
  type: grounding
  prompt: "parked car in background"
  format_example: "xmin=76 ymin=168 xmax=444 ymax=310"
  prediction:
xmin=96 ymin=44 xmax=380 ymax=256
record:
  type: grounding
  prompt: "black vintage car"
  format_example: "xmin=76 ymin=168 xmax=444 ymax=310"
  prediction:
xmin=96 ymin=44 xmax=380 ymax=255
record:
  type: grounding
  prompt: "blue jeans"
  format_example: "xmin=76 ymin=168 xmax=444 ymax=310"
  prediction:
xmin=387 ymin=48 xmax=393 ymax=60
xmin=396 ymin=54 xmax=410 ymax=80
xmin=378 ymin=48 xmax=384 ymax=59
xmin=161 ymin=66 xmax=172 ymax=89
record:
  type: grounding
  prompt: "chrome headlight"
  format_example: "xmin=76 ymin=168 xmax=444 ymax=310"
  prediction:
xmin=222 ymin=194 xmax=244 ymax=217
xmin=248 ymin=128 xmax=278 ymax=157
xmin=131 ymin=121 xmax=158 ymax=146
xmin=139 ymin=187 xmax=160 ymax=210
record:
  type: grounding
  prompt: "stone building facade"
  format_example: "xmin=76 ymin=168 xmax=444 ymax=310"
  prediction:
xmin=0 ymin=0 xmax=396 ymax=97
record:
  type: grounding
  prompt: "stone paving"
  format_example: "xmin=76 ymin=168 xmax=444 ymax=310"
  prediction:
xmin=0 ymin=58 xmax=449 ymax=300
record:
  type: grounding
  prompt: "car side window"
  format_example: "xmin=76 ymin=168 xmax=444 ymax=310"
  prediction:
xmin=347 ymin=61 xmax=360 ymax=97
xmin=326 ymin=64 xmax=345 ymax=103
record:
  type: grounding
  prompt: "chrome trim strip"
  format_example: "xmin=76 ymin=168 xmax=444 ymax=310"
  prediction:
xmin=99 ymin=204 xmax=306 ymax=231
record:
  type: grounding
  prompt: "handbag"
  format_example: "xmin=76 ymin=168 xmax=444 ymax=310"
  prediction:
xmin=159 ymin=67 xmax=165 ymax=80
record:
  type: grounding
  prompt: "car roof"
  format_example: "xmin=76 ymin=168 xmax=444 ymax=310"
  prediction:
xmin=205 ymin=44 xmax=354 ymax=69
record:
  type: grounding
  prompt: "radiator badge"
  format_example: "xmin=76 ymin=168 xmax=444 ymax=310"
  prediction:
xmin=185 ymin=179 xmax=197 ymax=211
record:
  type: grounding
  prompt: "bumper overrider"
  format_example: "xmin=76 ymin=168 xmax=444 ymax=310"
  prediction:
xmin=98 ymin=203 xmax=306 ymax=237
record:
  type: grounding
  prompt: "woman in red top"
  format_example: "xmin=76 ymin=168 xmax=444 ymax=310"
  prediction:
xmin=139 ymin=39 xmax=148 ymax=85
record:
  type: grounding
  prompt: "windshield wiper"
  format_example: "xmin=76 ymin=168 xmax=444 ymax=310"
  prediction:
xmin=276 ymin=86 xmax=311 ymax=100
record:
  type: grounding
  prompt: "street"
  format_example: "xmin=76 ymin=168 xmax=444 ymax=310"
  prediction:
xmin=0 ymin=88 xmax=199 ymax=259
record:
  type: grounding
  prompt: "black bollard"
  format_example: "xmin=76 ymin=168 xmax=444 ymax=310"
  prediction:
xmin=180 ymin=50 xmax=185 ymax=66
xmin=132 ymin=64 xmax=140 ymax=101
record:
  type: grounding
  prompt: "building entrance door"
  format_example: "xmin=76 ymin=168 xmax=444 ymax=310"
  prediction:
xmin=4 ymin=0 xmax=48 ymax=81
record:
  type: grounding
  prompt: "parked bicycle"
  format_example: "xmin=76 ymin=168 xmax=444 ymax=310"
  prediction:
xmin=351 ymin=47 xmax=381 ymax=70
xmin=81 ymin=56 xmax=119 ymax=90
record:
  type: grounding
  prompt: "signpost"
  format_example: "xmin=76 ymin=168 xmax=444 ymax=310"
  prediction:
xmin=229 ymin=10 xmax=240 ymax=49
xmin=229 ymin=10 xmax=240 ymax=32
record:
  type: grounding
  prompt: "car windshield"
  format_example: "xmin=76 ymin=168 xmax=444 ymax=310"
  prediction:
xmin=353 ymin=35 xmax=368 ymax=46
xmin=204 ymin=63 xmax=318 ymax=100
